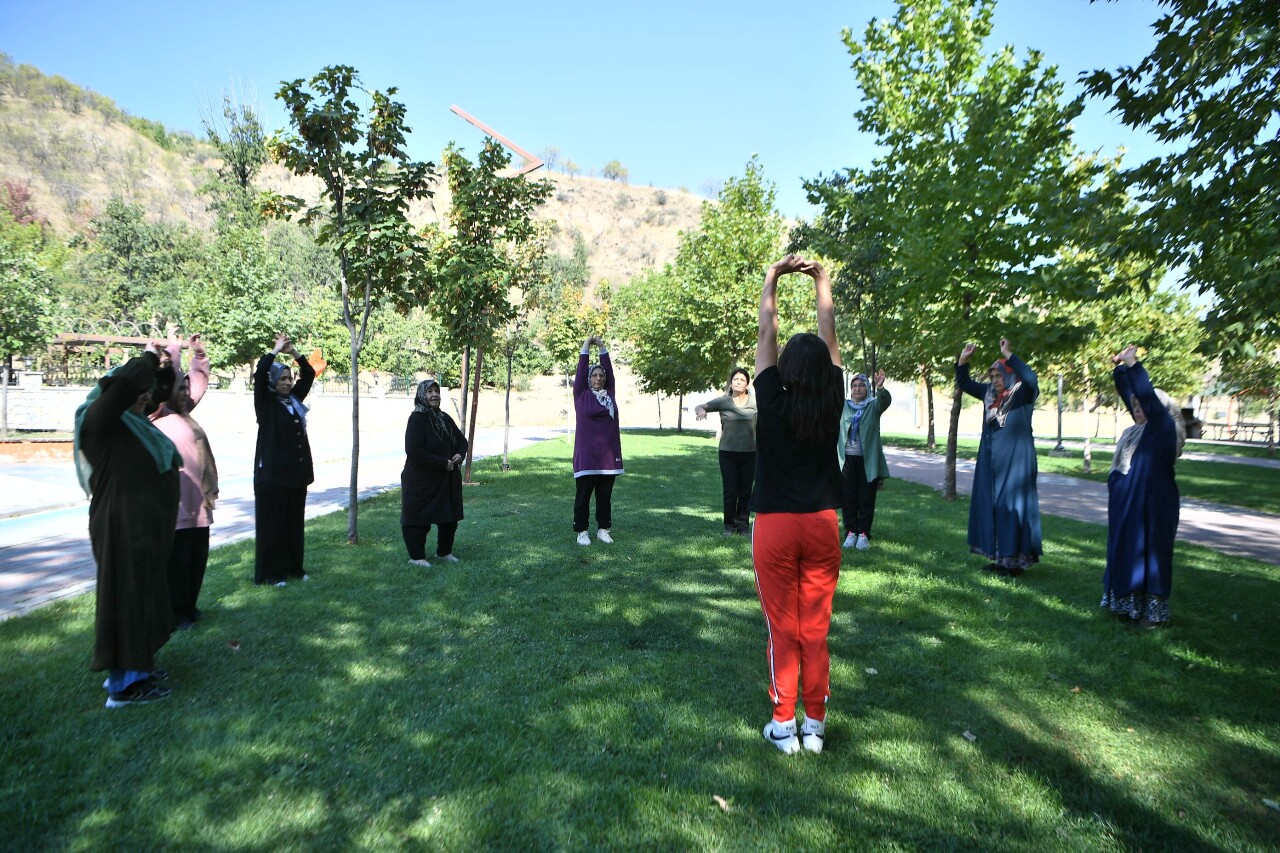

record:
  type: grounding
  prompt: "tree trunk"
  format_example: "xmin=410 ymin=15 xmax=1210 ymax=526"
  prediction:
xmin=923 ymin=365 xmax=936 ymax=450
xmin=1 ymin=355 xmax=10 ymax=439
xmin=656 ymin=394 xmax=662 ymax=430
xmin=464 ymin=346 xmax=484 ymax=483
xmin=347 ymin=336 xmax=361 ymax=544
xmin=459 ymin=345 xmax=471 ymax=430
xmin=1082 ymin=361 xmax=1093 ymax=475
xmin=502 ymin=344 xmax=513 ymax=471
xmin=677 ymin=393 xmax=683 ymax=432
xmin=1268 ymin=389 xmax=1277 ymax=456
xmin=943 ymin=382 xmax=962 ymax=501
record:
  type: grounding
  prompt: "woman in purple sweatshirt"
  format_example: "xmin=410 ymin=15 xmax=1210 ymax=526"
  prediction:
xmin=573 ymin=335 xmax=624 ymax=545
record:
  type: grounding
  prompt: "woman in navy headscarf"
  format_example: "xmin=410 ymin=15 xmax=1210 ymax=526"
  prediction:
xmin=252 ymin=333 xmax=315 ymax=586
xmin=956 ymin=337 xmax=1042 ymax=576
xmin=1101 ymin=344 xmax=1184 ymax=626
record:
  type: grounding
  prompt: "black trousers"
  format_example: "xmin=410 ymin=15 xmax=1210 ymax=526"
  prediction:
xmin=167 ymin=526 xmax=210 ymax=623
xmin=718 ymin=450 xmax=755 ymax=533
xmin=402 ymin=522 xmax=458 ymax=559
xmin=255 ymin=484 xmax=307 ymax=584
xmin=573 ymin=474 xmax=616 ymax=532
xmin=841 ymin=454 xmax=880 ymax=537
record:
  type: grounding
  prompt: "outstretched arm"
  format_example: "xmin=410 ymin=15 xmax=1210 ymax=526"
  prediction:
xmin=801 ymin=258 xmax=841 ymax=368
xmin=187 ymin=333 xmax=210 ymax=408
xmin=756 ymin=255 xmax=805 ymax=374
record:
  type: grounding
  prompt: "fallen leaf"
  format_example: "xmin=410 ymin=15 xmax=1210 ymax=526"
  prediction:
xmin=228 ymin=640 xmax=241 ymax=651
xmin=1126 ymin=727 xmax=1135 ymax=733
xmin=962 ymin=730 xmax=977 ymax=743
xmin=1263 ymin=798 xmax=1280 ymax=812
xmin=713 ymin=794 xmax=731 ymax=812
xmin=1071 ymin=686 xmax=1082 ymax=694
xmin=865 ymin=667 xmax=878 ymax=675
xmin=717 ymin=740 xmax=723 ymax=751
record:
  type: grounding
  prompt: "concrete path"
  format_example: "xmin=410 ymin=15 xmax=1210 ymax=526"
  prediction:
xmin=0 ymin=426 xmax=566 ymax=620
xmin=885 ymin=447 xmax=1280 ymax=566
xmin=2 ymin=431 xmax=1276 ymax=621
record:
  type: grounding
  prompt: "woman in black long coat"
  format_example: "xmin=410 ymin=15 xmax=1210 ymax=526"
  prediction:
xmin=75 ymin=348 xmax=181 ymax=707
xmin=401 ymin=379 xmax=468 ymax=567
xmin=253 ymin=333 xmax=315 ymax=586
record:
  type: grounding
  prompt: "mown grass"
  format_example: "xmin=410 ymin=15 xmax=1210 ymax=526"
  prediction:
xmin=884 ymin=433 xmax=1280 ymax=516
xmin=2 ymin=430 xmax=1278 ymax=850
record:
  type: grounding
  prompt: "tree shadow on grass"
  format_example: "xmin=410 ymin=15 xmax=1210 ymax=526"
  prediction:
xmin=3 ymin=434 xmax=1276 ymax=849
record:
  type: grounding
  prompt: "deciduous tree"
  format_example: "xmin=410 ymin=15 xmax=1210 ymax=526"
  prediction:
xmin=1083 ymin=0 xmax=1278 ymax=354
xmin=267 ymin=65 xmax=436 ymax=543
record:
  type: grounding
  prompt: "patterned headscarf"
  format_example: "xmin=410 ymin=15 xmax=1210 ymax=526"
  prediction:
xmin=589 ymin=364 xmax=616 ymax=420
xmin=984 ymin=359 xmax=1021 ymax=427
xmin=413 ymin=378 xmax=439 ymax=413
xmin=846 ymin=373 xmax=874 ymax=439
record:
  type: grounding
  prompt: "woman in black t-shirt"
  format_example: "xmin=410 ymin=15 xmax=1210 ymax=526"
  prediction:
xmin=750 ymin=254 xmax=844 ymax=755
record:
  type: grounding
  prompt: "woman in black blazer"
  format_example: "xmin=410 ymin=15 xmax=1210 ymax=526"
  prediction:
xmin=253 ymin=333 xmax=315 ymax=586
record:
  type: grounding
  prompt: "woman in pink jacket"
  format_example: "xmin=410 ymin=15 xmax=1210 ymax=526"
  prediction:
xmin=150 ymin=334 xmax=219 ymax=629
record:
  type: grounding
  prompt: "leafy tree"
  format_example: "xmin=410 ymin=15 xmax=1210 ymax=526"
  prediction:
xmin=69 ymin=198 xmax=201 ymax=325
xmin=267 ymin=65 xmax=437 ymax=543
xmin=0 ymin=212 xmax=55 ymax=435
xmin=201 ymin=94 xmax=269 ymax=228
xmin=1083 ymin=0 xmax=1278 ymax=354
xmin=425 ymin=138 xmax=550 ymax=478
xmin=601 ymin=160 xmax=629 ymax=183
xmin=182 ymin=227 xmax=293 ymax=372
xmin=617 ymin=156 xmax=805 ymax=427
xmin=834 ymin=0 xmax=1107 ymax=498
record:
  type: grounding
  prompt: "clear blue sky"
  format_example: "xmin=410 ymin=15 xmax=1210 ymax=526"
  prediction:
xmin=2 ymin=0 xmax=1166 ymax=218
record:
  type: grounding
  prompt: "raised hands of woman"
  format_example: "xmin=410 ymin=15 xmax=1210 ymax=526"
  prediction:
xmin=190 ymin=333 xmax=205 ymax=358
xmin=1113 ymin=344 xmax=1138 ymax=367
xmin=958 ymin=343 xmax=976 ymax=365
xmin=999 ymin=338 xmax=1012 ymax=360
xmin=873 ymin=369 xmax=886 ymax=390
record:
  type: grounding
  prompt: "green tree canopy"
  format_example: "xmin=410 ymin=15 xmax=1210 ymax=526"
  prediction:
xmin=1083 ymin=0 xmax=1278 ymax=354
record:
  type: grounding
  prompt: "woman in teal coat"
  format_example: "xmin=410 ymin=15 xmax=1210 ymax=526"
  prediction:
xmin=837 ymin=370 xmax=891 ymax=549
xmin=956 ymin=338 xmax=1042 ymax=576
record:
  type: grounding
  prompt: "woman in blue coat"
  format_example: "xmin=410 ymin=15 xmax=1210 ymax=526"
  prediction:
xmin=1101 ymin=344 xmax=1184 ymax=626
xmin=956 ymin=338 xmax=1042 ymax=576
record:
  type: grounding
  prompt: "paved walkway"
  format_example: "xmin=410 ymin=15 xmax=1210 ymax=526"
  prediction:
xmin=885 ymin=447 xmax=1280 ymax=566
xmin=0 ymin=426 xmax=566 ymax=620
xmin=2 ymin=432 xmax=1276 ymax=620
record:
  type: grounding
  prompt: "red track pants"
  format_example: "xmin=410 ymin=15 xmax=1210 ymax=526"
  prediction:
xmin=751 ymin=510 xmax=842 ymax=722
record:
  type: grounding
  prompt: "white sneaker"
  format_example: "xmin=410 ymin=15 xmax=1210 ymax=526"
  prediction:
xmin=408 ymin=558 xmax=433 ymax=568
xmin=762 ymin=719 xmax=800 ymax=754
xmin=577 ymin=531 xmax=591 ymax=546
xmin=597 ymin=529 xmax=614 ymax=544
xmin=801 ymin=716 xmax=826 ymax=753
xmin=275 ymin=581 xmax=287 ymax=588
xmin=436 ymin=554 xmax=460 ymax=563
xmin=855 ymin=534 xmax=870 ymax=551
xmin=842 ymin=532 xmax=856 ymax=549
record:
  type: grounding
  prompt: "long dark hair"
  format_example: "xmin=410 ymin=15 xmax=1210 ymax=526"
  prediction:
xmin=726 ymin=366 xmax=750 ymax=394
xmin=776 ymin=333 xmax=841 ymax=443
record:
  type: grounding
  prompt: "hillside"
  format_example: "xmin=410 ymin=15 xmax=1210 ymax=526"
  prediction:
xmin=0 ymin=56 xmax=704 ymax=287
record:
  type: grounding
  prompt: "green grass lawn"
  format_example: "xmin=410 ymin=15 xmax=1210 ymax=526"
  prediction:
xmin=884 ymin=433 xmax=1280 ymax=516
xmin=2 ymin=430 xmax=1278 ymax=850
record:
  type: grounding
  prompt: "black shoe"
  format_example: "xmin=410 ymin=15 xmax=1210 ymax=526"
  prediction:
xmin=983 ymin=563 xmax=1000 ymax=573
xmin=998 ymin=566 xmax=1025 ymax=578
xmin=105 ymin=679 xmax=172 ymax=708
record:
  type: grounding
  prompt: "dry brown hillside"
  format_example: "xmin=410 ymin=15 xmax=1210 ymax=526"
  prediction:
xmin=1 ymin=70 xmax=705 ymax=287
